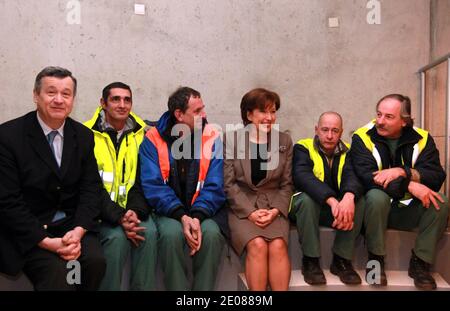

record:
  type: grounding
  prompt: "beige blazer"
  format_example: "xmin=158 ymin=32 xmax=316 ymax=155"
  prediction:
xmin=224 ymin=128 xmax=294 ymax=254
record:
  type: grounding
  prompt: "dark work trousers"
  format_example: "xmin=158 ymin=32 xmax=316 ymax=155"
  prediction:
xmin=289 ymin=192 xmax=365 ymax=260
xmin=22 ymin=218 xmax=106 ymax=291
xmin=364 ymin=188 xmax=449 ymax=263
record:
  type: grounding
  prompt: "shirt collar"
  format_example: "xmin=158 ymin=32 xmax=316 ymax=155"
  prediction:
xmin=36 ymin=111 xmax=65 ymax=138
xmin=98 ymin=109 xmax=134 ymax=134
xmin=313 ymin=135 xmax=348 ymax=156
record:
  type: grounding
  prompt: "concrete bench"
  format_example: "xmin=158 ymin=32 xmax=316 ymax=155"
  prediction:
xmin=2 ymin=227 xmax=449 ymax=291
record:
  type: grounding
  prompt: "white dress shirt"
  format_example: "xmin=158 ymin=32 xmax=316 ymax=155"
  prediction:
xmin=36 ymin=112 xmax=65 ymax=167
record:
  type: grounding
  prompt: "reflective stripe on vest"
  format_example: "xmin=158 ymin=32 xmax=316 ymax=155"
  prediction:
xmin=297 ymin=138 xmax=349 ymax=189
xmin=85 ymin=108 xmax=146 ymax=208
xmin=353 ymin=120 xmax=429 ymax=170
xmin=353 ymin=121 xmax=429 ymax=205
xmin=353 ymin=121 xmax=382 ymax=170
xmin=91 ymin=132 xmax=142 ymax=207
xmin=145 ymin=125 xmax=218 ymax=206
xmin=146 ymin=127 xmax=171 ymax=184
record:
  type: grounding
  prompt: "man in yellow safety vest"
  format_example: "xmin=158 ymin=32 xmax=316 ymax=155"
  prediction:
xmin=290 ymin=112 xmax=365 ymax=286
xmin=85 ymin=82 xmax=157 ymax=290
xmin=350 ymin=94 xmax=448 ymax=290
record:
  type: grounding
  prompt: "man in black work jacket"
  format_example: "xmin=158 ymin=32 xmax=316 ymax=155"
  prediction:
xmin=351 ymin=93 xmax=448 ymax=290
xmin=290 ymin=112 xmax=364 ymax=286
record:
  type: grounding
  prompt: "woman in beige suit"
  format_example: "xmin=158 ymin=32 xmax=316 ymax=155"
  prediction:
xmin=224 ymin=88 xmax=293 ymax=291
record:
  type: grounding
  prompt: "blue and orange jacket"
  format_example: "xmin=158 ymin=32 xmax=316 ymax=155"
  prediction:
xmin=139 ymin=111 xmax=225 ymax=219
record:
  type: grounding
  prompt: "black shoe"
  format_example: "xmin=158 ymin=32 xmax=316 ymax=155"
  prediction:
xmin=408 ymin=250 xmax=437 ymax=290
xmin=302 ymin=256 xmax=326 ymax=285
xmin=365 ymin=252 xmax=387 ymax=286
xmin=330 ymin=253 xmax=362 ymax=285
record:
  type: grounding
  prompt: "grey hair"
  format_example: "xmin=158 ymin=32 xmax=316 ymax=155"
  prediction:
xmin=376 ymin=94 xmax=414 ymax=127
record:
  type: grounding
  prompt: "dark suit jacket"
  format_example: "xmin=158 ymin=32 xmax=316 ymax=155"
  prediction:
xmin=0 ymin=111 xmax=103 ymax=275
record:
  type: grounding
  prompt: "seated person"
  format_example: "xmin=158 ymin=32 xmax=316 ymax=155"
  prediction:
xmin=224 ymin=88 xmax=293 ymax=291
xmin=0 ymin=66 xmax=105 ymax=290
xmin=139 ymin=86 xmax=226 ymax=291
xmin=351 ymin=94 xmax=448 ymax=289
xmin=290 ymin=112 xmax=364 ymax=285
xmin=84 ymin=82 xmax=157 ymax=290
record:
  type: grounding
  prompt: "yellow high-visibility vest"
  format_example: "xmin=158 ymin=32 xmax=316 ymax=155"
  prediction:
xmin=353 ymin=120 xmax=428 ymax=170
xmin=297 ymin=138 xmax=349 ymax=189
xmin=85 ymin=107 xmax=146 ymax=207
xmin=353 ymin=120 xmax=429 ymax=204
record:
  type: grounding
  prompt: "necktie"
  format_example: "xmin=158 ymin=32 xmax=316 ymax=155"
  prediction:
xmin=47 ymin=130 xmax=66 ymax=222
xmin=47 ymin=130 xmax=58 ymax=160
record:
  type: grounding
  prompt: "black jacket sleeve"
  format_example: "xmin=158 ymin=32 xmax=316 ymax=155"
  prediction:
xmin=73 ymin=126 xmax=104 ymax=231
xmin=339 ymin=153 xmax=364 ymax=201
xmin=350 ymin=134 xmax=408 ymax=199
xmin=292 ymin=144 xmax=336 ymax=205
xmin=0 ymin=130 xmax=47 ymax=254
xmin=126 ymin=161 xmax=152 ymax=221
xmin=413 ymin=135 xmax=446 ymax=191
xmin=99 ymin=188 xmax=125 ymax=225
xmin=349 ymin=134 xmax=378 ymax=189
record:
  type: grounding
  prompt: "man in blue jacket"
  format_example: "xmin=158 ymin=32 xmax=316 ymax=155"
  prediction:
xmin=139 ymin=86 xmax=226 ymax=290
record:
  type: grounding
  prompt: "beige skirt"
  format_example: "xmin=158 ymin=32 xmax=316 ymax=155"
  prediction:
xmin=228 ymin=210 xmax=290 ymax=255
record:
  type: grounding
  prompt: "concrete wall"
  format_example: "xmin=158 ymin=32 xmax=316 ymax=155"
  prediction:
xmin=0 ymin=0 xmax=430 ymax=141
xmin=431 ymin=0 xmax=450 ymax=60
xmin=427 ymin=0 xmax=450 ymax=195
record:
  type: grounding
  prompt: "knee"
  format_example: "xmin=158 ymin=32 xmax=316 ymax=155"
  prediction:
xmin=101 ymin=225 xmax=128 ymax=247
xmin=158 ymin=224 xmax=184 ymax=245
xmin=247 ymin=237 xmax=268 ymax=257
xmin=433 ymin=193 xmax=449 ymax=220
xmin=80 ymin=253 xmax=106 ymax=289
xmin=37 ymin=260 xmax=75 ymax=290
xmin=297 ymin=193 xmax=319 ymax=215
xmin=268 ymin=238 xmax=288 ymax=256
xmin=83 ymin=252 xmax=107 ymax=276
xmin=202 ymin=219 xmax=224 ymax=244
xmin=48 ymin=259 xmax=71 ymax=278
xmin=81 ymin=250 xmax=106 ymax=270
xmin=202 ymin=224 xmax=224 ymax=247
xmin=142 ymin=219 xmax=158 ymax=240
xmin=365 ymin=189 xmax=390 ymax=213
xmin=438 ymin=193 xmax=449 ymax=211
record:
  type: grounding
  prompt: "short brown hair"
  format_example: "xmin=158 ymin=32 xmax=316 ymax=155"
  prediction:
xmin=240 ymin=88 xmax=280 ymax=126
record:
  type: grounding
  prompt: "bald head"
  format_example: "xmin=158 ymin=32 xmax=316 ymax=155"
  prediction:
xmin=315 ymin=111 xmax=343 ymax=155
xmin=318 ymin=111 xmax=343 ymax=128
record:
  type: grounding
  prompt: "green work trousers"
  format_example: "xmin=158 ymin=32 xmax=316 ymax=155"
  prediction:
xmin=154 ymin=215 xmax=225 ymax=291
xmin=289 ymin=192 xmax=365 ymax=260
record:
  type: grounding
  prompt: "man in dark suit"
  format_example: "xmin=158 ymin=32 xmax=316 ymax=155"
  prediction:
xmin=0 ymin=66 xmax=106 ymax=290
